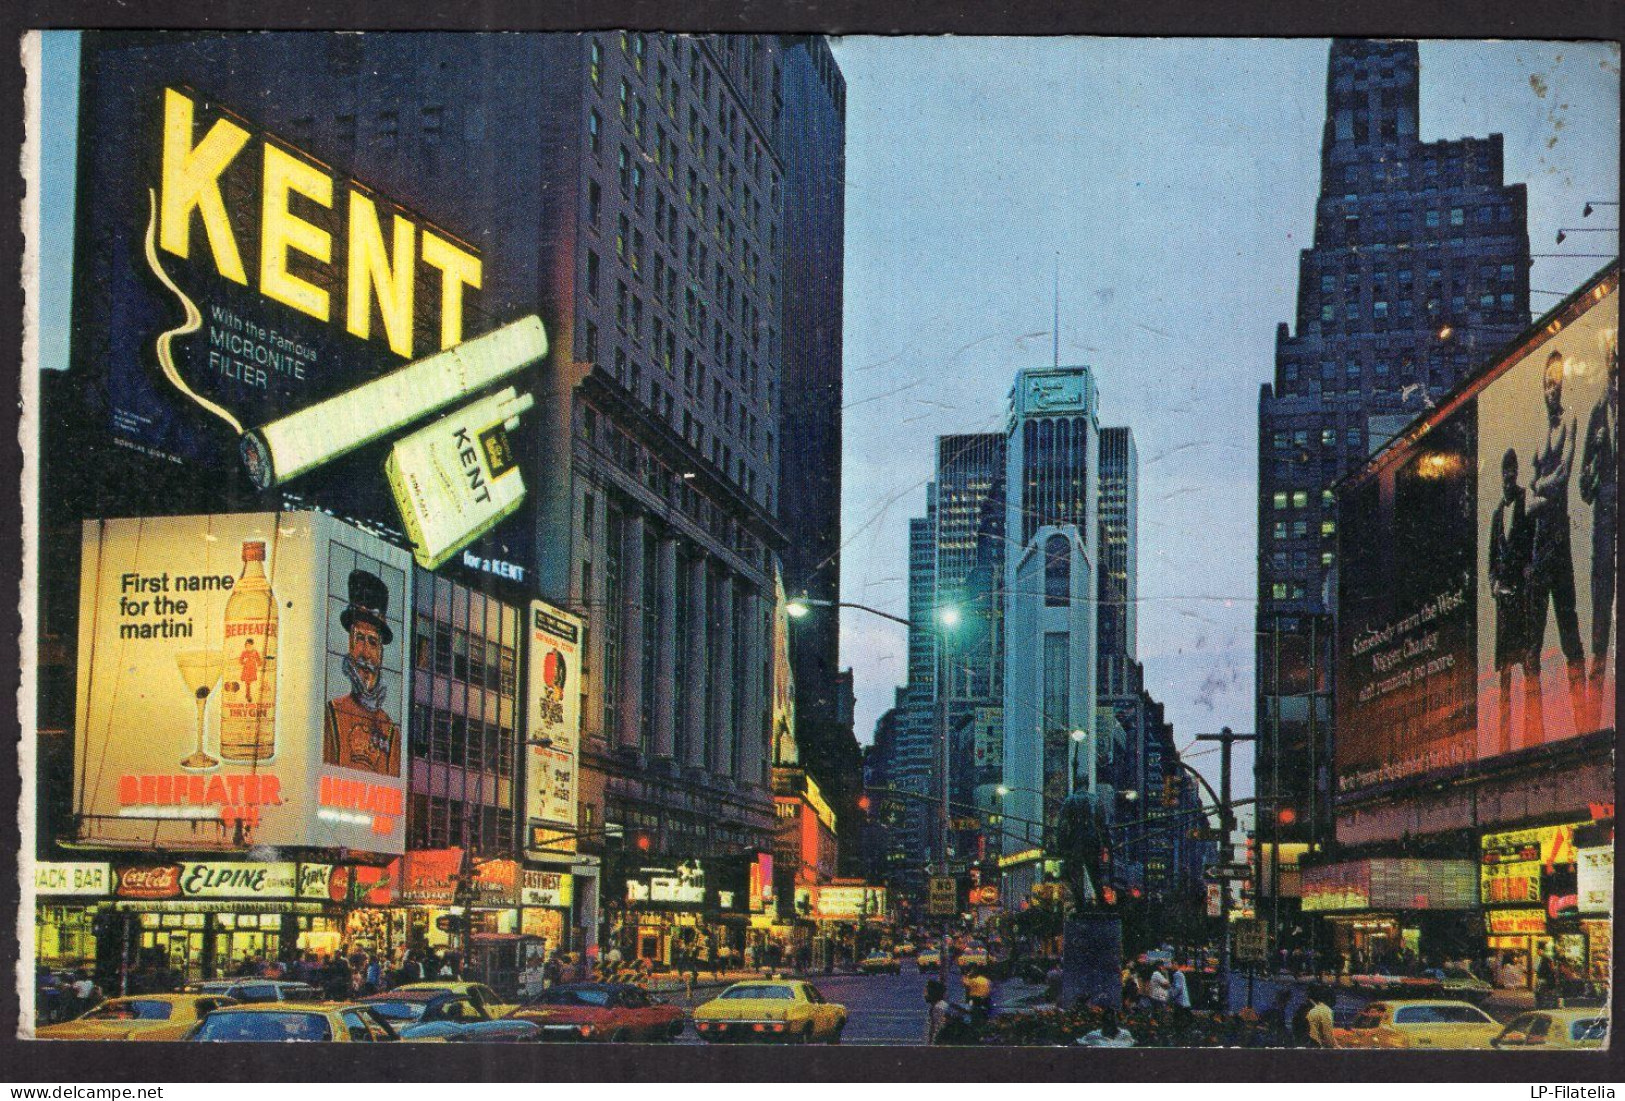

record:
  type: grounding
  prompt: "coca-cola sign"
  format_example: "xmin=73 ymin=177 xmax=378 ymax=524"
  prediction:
xmin=118 ymin=864 xmax=183 ymax=899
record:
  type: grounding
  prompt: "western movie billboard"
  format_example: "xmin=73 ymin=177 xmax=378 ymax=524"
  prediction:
xmin=72 ymin=48 xmax=543 ymax=576
xmin=525 ymin=600 xmax=582 ymax=851
xmin=74 ymin=511 xmax=411 ymax=853
xmin=1337 ymin=277 xmax=1617 ymax=795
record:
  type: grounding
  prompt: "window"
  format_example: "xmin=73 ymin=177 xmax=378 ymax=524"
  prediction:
xmin=588 ymin=110 xmax=601 ymax=154
xmin=587 ymin=181 xmax=601 ymax=227
xmin=1291 ymin=491 xmax=1308 ymax=508
xmin=590 ymin=41 xmax=602 ymax=88
xmin=586 ymin=250 xmax=600 ymax=299
xmin=1272 ymin=492 xmax=1288 ymax=510
xmin=1321 ymin=520 xmax=1337 ymax=537
xmin=1449 ymin=207 xmax=1465 ymax=226
xmin=1425 ymin=209 xmax=1441 ymax=228
xmin=1321 ymin=429 xmax=1336 ymax=447
xmin=1272 ymin=582 xmax=1289 ymax=600
xmin=583 ymin=322 xmax=598 ymax=364
xmin=1044 ymin=533 xmax=1071 ymax=607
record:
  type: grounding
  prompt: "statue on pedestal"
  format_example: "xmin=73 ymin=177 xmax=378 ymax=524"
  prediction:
xmin=1055 ymin=789 xmax=1110 ymax=914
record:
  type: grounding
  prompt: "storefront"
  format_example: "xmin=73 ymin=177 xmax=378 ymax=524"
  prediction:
xmin=1299 ymin=857 xmax=1478 ymax=970
xmin=99 ymin=860 xmax=379 ymax=986
xmin=519 ymin=867 xmax=575 ymax=957
xmin=34 ymin=862 xmax=113 ymax=973
xmin=1479 ymin=820 xmax=1605 ymax=1000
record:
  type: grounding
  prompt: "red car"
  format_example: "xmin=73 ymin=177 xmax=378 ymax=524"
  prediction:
xmin=509 ymin=983 xmax=685 ymax=1043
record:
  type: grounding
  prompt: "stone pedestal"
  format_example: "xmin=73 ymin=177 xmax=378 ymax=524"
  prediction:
xmin=1060 ymin=912 xmax=1123 ymax=1011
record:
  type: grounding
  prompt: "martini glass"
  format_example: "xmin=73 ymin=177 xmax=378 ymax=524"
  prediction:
xmin=176 ymin=649 xmax=224 ymax=770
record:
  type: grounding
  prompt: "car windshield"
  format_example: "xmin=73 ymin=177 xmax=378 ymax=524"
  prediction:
xmin=1572 ymin=1018 xmax=1608 ymax=1042
xmin=1394 ymin=1005 xmax=1491 ymax=1025
xmin=84 ymin=1000 xmax=173 ymax=1021
xmin=362 ymin=1001 xmax=428 ymax=1021
xmin=192 ymin=1012 xmax=332 ymax=1042
xmin=532 ymin=988 xmax=613 ymax=1008
xmin=719 ymin=985 xmax=795 ymax=1001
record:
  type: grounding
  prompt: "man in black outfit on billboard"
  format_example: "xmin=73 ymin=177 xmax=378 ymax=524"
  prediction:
xmin=1528 ymin=351 xmax=1589 ymax=735
xmin=1489 ymin=448 xmax=1539 ymax=751
xmin=1580 ymin=347 xmax=1617 ymax=720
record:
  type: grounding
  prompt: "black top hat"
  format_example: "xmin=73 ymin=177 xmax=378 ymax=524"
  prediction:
xmin=340 ymin=569 xmax=394 ymax=645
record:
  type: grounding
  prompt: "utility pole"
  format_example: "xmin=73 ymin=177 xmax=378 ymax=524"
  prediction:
xmin=1195 ymin=726 xmax=1256 ymax=1013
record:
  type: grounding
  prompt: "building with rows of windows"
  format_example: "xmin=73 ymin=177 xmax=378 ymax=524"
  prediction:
xmin=1255 ymin=38 xmax=1530 ymax=870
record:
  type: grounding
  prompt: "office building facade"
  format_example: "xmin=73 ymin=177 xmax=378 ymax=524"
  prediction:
xmin=1256 ymin=37 xmax=1531 ymax=852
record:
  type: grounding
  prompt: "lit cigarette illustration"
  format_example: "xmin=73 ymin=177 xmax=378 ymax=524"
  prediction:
xmin=385 ymin=386 xmax=536 ymax=570
xmin=239 ymin=314 xmax=547 ymax=490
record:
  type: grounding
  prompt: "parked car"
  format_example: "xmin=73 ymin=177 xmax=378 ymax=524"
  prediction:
xmin=37 ymin=994 xmax=236 ymax=1041
xmin=360 ymin=988 xmax=501 ymax=1040
xmin=186 ymin=1002 xmax=401 ymax=1042
xmin=1334 ymin=1000 xmax=1503 ymax=1049
xmin=693 ymin=980 xmax=846 ymax=1044
xmin=185 ymin=980 xmax=322 ymax=1004
xmin=510 ymin=983 xmax=685 ymax=1043
xmin=1491 ymin=1010 xmax=1609 ymax=1050
xmin=894 ymin=943 xmax=917 ymax=957
xmin=859 ymin=952 xmax=901 ymax=976
xmin=916 ymin=950 xmax=942 ymax=971
xmin=956 ymin=948 xmax=990 ymax=970
xmin=391 ymin=981 xmax=516 ymax=1019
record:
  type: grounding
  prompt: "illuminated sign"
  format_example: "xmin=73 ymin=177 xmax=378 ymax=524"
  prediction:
xmin=626 ymin=862 xmax=706 ymax=906
xmin=1480 ymin=823 xmax=1582 ymax=910
xmin=525 ymin=601 xmax=583 ymax=850
xmin=521 ymin=870 xmax=574 ymax=909
xmin=397 ymin=849 xmax=462 ymax=905
xmin=117 ymin=861 xmax=314 ymax=901
xmin=798 ymin=884 xmax=890 ymax=921
xmin=1578 ymin=847 xmax=1613 ymax=913
xmin=74 ymin=513 xmax=411 ymax=854
xmin=35 ymin=862 xmax=113 ymax=897
xmin=1302 ymin=859 xmax=1476 ymax=912
xmin=1485 ymin=909 xmax=1549 ymax=936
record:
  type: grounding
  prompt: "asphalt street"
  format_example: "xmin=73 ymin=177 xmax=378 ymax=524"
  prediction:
xmin=669 ymin=964 xmax=1050 ymax=1046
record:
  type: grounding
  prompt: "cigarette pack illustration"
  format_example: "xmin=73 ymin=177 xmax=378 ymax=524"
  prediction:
xmin=384 ymin=387 xmax=536 ymax=570
xmin=239 ymin=315 xmax=547 ymax=490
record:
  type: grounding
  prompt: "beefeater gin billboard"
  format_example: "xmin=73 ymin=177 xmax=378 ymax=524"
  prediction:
xmin=73 ymin=511 xmax=412 ymax=854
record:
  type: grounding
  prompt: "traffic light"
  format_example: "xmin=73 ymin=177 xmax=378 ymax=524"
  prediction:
xmin=635 ymin=833 xmax=652 ymax=852
xmin=1276 ymin=806 xmax=1298 ymax=827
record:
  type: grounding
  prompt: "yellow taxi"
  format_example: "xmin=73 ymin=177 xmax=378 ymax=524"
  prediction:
xmin=916 ymin=949 xmax=942 ymax=970
xmin=894 ymin=942 xmax=917 ymax=957
xmin=956 ymin=947 xmax=990 ymax=969
xmin=185 ymin=1001 xmax=403 ymax=1042
xmin=693 ymin=980 xmax=846 ymax=1044
xmin=859 ymin=951 xmax=901 ymax=975
xmin=1334 ymin=999 xmax=1504 ymax=1049
xmin=1491 ymin=1009 xmax=1609 ymax=1050
xmin=37 ymin=994 xmax=236 ymax=1041
xmin=392 ymin=980 xmax=518 ymax=1019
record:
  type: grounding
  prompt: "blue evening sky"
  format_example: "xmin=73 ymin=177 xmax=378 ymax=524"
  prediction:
xmin=830 ymin=38 xmax=1619 ymax=791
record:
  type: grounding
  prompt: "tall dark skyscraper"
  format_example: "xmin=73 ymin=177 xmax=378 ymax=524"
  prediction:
xmin=775 ymin=35 xmax=862 ymax=872
xmin=1256 ymin=39 xmax=1531 ymax=847
xmin=1097 ymin=426 xmax=1139 ymax=668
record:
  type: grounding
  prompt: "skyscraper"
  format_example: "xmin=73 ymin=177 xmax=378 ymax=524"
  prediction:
xmin=1256 ymin=38 xmax=1531 ymax=848
xmin=775 ymin=36 xmax=863 ymax=872
xmin=1001 ymin=367 xmax=1101 ymax=893
xmin=1097 ymin=426 xmax=1139 ymax=668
